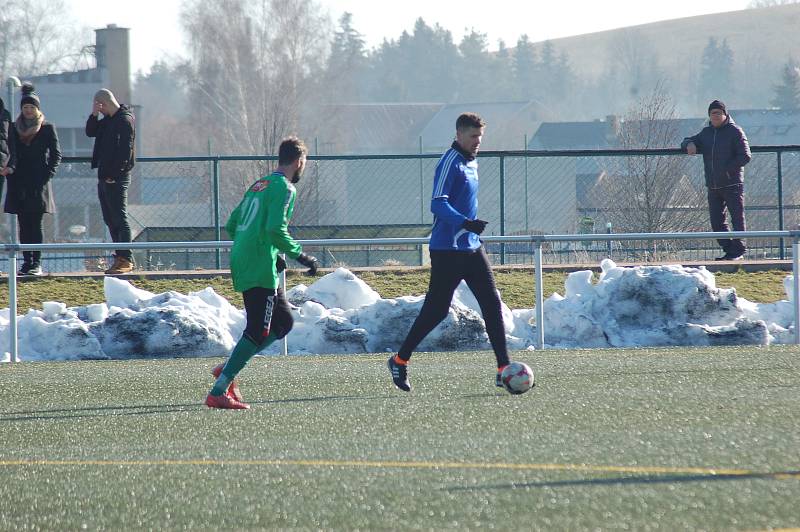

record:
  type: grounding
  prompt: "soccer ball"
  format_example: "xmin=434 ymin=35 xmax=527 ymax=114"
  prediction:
xmin=500 ymin=362 xmax=535 ymax=395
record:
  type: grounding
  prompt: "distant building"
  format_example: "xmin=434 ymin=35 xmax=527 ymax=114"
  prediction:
xmin=526 ymin=110 xmax=800 ymax=234
xmin=6 ymin=25 xmax=214 ymax=268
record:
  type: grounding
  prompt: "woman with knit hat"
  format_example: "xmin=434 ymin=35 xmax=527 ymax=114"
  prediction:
xmin=4 ymin=83 xmax=61 ymax=276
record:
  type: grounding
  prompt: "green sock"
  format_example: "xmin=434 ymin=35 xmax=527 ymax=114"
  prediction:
xmin=209 ymin=333 xmax=279 ymax=396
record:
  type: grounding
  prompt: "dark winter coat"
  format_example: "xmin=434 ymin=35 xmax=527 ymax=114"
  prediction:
xmin=4 ymin=122 xmax=61 ymax=214
xmin=85 ymin=104 xmax=136 ymax=180
xmin=0 ymin=98 xmax=15 ymax=171
xmin=681 ymin=115 xmax=752 ymax=189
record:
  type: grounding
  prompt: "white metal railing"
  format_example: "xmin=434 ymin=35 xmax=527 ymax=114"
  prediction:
xmin=4 ymin=230 xmax=800 ymax=362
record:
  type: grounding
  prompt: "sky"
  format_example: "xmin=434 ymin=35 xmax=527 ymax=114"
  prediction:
xmin=0 ymin=260 xmax=786 ymax=362
xmin=67 ymin=0 xmax=751 ymax=75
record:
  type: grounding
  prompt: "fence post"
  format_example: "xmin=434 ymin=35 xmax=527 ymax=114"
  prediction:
xmin=213 ymin=157 xmax=221 ymax=269
xmin=8 ymin=249 xmax=18 ymax=363
xmin=778 ymin=151 xmax=785 ymax=260
xmin=524 ymin=134 xmax=529 ymax=232
xmin=534 ymin=239 xmax=544 ymax=350
xmin=280 ymin=254 xmax=288 ymax=355
xmin=793 ymin=238 xmax=800 ymax=345
xmin=419 ymin=136 xmax=424 ymax=224
xmin=606 ymin=222 xmax=613 ymax=258
xmin=500 ymin=154 xmax=506 ymax=265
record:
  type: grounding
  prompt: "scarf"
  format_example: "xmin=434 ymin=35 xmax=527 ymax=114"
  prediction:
xmin=15 ymin=112 xmax=44 ymax=146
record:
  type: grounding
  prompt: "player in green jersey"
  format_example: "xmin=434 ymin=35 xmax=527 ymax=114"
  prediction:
xmin=206 ymin=137 xmax=319 ymax=409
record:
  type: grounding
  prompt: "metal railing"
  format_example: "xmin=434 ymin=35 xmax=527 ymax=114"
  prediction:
xmin=4 ymin=229 xmax=800 ymax=362
xmin=7 ymin=145 xmax=799 ymax=272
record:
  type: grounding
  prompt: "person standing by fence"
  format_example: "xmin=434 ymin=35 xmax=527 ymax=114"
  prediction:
xmin=85 ymin=88 xmax=136 ymax=274
xmin=4 ymin=83 xmax=61 ymax=276
xmin=0 ymin=95 xmax=16 ymax=212
xmin=681 ymin=99 xmax=752 ymax=261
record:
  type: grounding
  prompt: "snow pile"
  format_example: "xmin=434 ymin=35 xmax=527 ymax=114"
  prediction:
xmin=0 ymin=261 xmax=794 ymax=362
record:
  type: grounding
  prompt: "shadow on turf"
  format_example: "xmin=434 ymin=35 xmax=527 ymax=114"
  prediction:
xmin=250 ymin=394 xmax=392 ymax=405
xmin=0 ymin=403 xmax=200 ymax=421
xmin=444 ymin=471 xmax=800 ymax=491
xmin=0 ymin=394 xmax=393 ymax=421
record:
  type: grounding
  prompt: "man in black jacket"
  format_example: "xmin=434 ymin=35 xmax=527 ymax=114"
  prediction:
xmin=0 ymin=96 xmax=16 ymax=207
xmin=86 ymin=88 xmax=136 ymax=274
xmin=681 ymin=100 xmax=751 ymax=261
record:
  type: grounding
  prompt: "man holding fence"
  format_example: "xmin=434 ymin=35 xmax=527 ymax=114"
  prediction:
xmin=206 ymin=137 xmax=319 ymax=409
xmin=681 ymin=99 xmax=751 ymax=261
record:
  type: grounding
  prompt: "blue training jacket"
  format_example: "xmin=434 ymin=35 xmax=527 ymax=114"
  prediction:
xmin=429 ymin=142 xmax=481 ymax=251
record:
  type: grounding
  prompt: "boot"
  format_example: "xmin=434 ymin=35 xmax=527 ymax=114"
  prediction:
xmin=105 ymin=256 xmax=134 ymax=275
xmin=103 ymin=255 xmax=121 ymax=274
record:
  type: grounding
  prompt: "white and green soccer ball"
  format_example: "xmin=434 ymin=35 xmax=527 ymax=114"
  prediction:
xmin=500 ymin=362 xmax=535 ymax=395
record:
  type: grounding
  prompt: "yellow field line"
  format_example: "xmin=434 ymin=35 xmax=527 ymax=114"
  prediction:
xmin=0 ymin=458 xmax=798 ymax=478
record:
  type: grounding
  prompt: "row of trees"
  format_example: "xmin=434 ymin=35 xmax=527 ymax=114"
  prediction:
xmin=3 ymin=0 xmax=799 ymax=157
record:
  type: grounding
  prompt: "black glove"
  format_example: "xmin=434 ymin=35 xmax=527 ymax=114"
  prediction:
xmin=296 ymin=252 xmax=319 ymax=276
xmin=275 ymin=255 xmax=287 ymax=273
xmin=462 ymin=218 xmax=488 ymax=235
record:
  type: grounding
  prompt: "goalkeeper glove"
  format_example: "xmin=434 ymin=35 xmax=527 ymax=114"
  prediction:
xmin=296 ymin=252 xmax=319 ymax=276
xmin=275 ymin=255 xmax=287 ymax=273
xmin=462 ymin=218 xmax=488 ymax=235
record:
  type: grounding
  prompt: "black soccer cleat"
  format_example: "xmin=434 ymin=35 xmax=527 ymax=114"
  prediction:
xmin=388 ymin=355 xmax=411 ymax=392
xmin=496 ymin=371 xmax=504 ymax=388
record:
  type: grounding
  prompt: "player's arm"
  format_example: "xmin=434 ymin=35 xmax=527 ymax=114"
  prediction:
xmin=224 ymin=203 xmax=241 ymax=238
xmin=265 ymin=182 xmax=303 ymax=258
xmin=430 ymin=163 xmax=467 ymax=225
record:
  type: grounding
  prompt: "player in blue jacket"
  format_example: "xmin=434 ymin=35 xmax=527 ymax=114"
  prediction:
xmin=388 ymin=112 xmax=512 ymax=391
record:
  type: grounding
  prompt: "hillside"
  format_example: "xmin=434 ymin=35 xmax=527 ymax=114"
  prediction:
xmin=525 ymin=3 xmax=800 ymax=115
xmin=535 ymin=4 xmax=800 ymax=80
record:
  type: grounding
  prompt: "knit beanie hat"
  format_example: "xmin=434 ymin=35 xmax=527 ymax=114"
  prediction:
xmin=94 ymin=88 xmax=120 ymax=107
xmin=708 ymin=99 xmax=727 ymax=116
xmin=20 ymin=83 xmax=40 ymax=109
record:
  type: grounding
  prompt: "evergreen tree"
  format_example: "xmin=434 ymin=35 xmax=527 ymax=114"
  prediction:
xmin=326 ymin=12 xmax=367 ymax=102
xmin=404 ymin=18 xmax=459 ymax=101
xmin=367 ymin=37 xmax=407 ymax=101
xmin=486 ymin=39 xmax=515 ymax=101
xmin=457 ymin=29 xmax=494 ymax=101
xmin=771 ymin=58 xmax=800 ymax=109
xmin=699 ymin=37 xmax=734 ymax=103
xmin=513 ymin=34 xmax=537 ymax=100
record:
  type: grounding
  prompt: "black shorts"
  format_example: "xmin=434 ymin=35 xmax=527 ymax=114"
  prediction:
xmin=242 ymin=287 xmax=294 ymax=344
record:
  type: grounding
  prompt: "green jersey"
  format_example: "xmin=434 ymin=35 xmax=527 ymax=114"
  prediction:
xmin=225 ymin=172 xmax=303 ymax=291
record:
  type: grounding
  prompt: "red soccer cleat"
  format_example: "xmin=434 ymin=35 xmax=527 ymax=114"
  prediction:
xmin=211 ymin=363 xmax=244 ymax=402
xmin=205 ymin=393 xmax=250 ymax=410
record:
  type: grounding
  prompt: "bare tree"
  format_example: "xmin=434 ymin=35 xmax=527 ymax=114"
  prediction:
xmin=0 ymin=0 xmax=91 ymax=80
xmin=604 ymin=29 xmax=662 ymax=106
xmin=592 ymin=83 xmax=707 ymax=258
xmin=180 ymin=0 xmax=331 ymax=221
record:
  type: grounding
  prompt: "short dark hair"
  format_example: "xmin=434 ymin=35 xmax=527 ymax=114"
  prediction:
xmin=456 ymin=112 xmax=485 ymax=131
xmin=278 ymin=136 xmax=308 ymax=165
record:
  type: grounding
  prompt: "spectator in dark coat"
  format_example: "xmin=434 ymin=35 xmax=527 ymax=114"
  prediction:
xmin=0 ymin=95 xmax=16 ymax=208
xmin=4 ymin=83 xmax=61 ymax=276
xmin=85 ymin=88 xmax=136 ymax=275
xmin=681 ymin=99 xmax=752 ymax=261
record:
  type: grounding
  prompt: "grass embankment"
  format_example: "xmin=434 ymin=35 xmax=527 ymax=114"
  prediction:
xmin=0 ymin=268 xmax=790 ymax=312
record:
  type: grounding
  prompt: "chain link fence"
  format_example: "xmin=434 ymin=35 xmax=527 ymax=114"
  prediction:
xmin=2 ymin=147 xmax=798 ymax=272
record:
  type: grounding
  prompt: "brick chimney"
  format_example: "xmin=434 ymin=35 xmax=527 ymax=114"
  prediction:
xmin=94 ymin=24 xmax=132 ymax=104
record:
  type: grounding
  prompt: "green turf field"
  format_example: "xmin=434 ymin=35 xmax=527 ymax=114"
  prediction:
xmin=1 ymin=347 xmax=799 ymax=530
